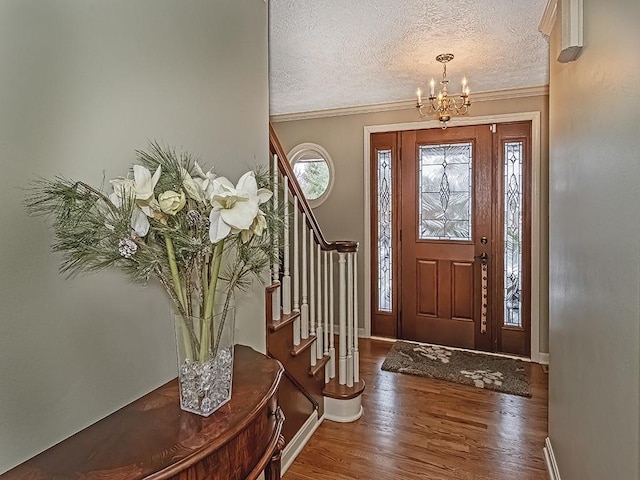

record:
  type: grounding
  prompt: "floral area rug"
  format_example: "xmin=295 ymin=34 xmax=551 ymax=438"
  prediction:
xmin=381 ymin=341 xmax=531 ymax=397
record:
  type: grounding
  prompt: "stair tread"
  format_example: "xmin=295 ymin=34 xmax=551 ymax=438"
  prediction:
xmin=323 ymin=377 xmax=366 ymax=400
xmin=291 ymin=335 xmax=316 ymax=357
xmin=309 ymin=355 xmax=331 ymax=377
xmin=269 ymin=310 xmax=301 ymax=332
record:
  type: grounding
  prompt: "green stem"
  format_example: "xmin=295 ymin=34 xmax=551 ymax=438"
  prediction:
xmin=164 ymin=234 xmax=187 ymax=310
xmin=213 ymin=257 xmax=250 ymax=356
xmin=184 ymin=271 xmax=192 ymax=318
xmin=199 ymin=239 xmax=225 ymax=361
xmin=179 ymin=317 xmax=194 ymax=362
xmin=201 ymin=252 xmax=209 ymax=318
xmin=205 ymin=240 xmax=225 ymax=319
xmin=212 ymin=287 xmax=234 ymax=358
xmin=156 ymin=269 xmax=198 ymax=361
xmin=163 ymin=235 xmax=197 ymax=361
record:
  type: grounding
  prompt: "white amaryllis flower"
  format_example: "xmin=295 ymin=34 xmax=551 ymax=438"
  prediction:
xmin=193 ymin=162 xmax=217 ymax=200
xmin=181 ymin=167 xmax=205 ymax=203
xmin=109 ymin=164 xmax=162 ymax=237
xmin=110 ymin=165 xmax=161 ymax=203
xmin=240 ymin=209 xmax=267 ymax=243
xmin=208 ymin=171 xmax=272 ymax=244
xmin=108 ymin=191 xmax=150 ymax=237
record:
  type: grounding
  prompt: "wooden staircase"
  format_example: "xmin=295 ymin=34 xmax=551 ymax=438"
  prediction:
xmin=265 ymin=125 xmax=365 ymax=468
xmin=266 ymin=286 xmax=326 ymax=417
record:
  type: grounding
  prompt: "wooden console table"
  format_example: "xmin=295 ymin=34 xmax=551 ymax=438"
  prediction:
xmin=1 ymin=345 xmax=285 ymax=480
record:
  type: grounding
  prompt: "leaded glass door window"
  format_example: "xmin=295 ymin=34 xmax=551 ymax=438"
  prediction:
xmin=377 ymin=150 xmax=393 ymax=312
xmin=504 ymin=141 xmax=523 ymax=328
xmin=418 ymin=143 xmax=473 ymax=241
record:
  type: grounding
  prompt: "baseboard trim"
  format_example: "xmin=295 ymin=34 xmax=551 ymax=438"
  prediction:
xmin=538 ymin=352 xmax=550 ymax=365
xmin=368 ymin=335 xmax=396 ymax=343
xmin=329 ymin=324 xmax=368 ymax=338
xmin=544 ymin=437 xmax=562 ymax=480
xmin=281 ymin=411 xmax=323 ymax=474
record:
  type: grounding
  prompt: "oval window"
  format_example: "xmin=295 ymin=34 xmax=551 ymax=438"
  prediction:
xmin=288 ymin=143 xmax=335 ymax=207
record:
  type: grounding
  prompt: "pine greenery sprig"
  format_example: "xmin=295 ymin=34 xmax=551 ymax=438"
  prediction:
xmin=136 ymin=141 xmax=197 ymax=194
xmin=25 ymin=177 xmax=155 ymax=282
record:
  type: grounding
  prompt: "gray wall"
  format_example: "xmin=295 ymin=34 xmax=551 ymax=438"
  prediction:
xmin=548 ymin=1 xmax=640 ymax=478
xmin=0 ymin=0 xmax=268 ymax=472
xmin=273 ymin=94 xmax=550 ymax=354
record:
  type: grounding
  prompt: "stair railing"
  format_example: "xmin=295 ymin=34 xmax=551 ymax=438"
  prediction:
xmin=269 ymin=124 xmax=360 ymax=387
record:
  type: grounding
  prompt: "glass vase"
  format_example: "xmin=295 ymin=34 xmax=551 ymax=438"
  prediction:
xmin=174 ymin=307 xmax=235 ymax=416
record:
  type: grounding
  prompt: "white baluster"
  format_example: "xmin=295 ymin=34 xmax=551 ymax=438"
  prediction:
xmin=309 ymin=231 xmax=316 ymax=367
xmin=293 ymin=196 xmax=300 ymax=314
xmin=329 ymin=251 xmax=335 ymax=379
xmin=292 ymin=196 xmax=300 ymax=346
xmin=316 ymin=243 xmax=323 ymax=361
xmin=324 ymin=250 xmax=330 ymax=383
xmin=272 ymin=155 xmax=280 ymax=322
xmin=347 ymin=252 xmax=354 ymax=387
xmin=323 ymin=251 xmax=329 ymax=357
xmin=301 ymin=213 xmax=309 ymax=339
xmin=338 ymin=252 xmax=347 ymax=385
xmin=282 ymin=176 xmax=291 ymax=315
xmin=353 ymin=252 xmax=359 ymax=384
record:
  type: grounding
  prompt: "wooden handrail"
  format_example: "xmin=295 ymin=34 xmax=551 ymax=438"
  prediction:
xmin=269 ymin=123 xmax=358 ymax=254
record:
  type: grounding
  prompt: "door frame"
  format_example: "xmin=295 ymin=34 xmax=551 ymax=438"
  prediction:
xmin=363 ymin=111 xmax=543 ymax=362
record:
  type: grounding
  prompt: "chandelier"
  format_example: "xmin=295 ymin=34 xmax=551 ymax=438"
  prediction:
xmin=416 ymin=53 xmax=471 ymax=128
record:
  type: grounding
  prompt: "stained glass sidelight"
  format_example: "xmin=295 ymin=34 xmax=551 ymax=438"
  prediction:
xmin=418 ymin=143 xmax=473 ymax=240
xmin=504 ymin=142 xmax=523 ymax=327
xmin=377 ymin=150 xmax=393 ymax=312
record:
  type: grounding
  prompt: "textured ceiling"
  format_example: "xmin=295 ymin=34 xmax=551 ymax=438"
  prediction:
xmin=269 ymin=0 xmax=550 ymax=116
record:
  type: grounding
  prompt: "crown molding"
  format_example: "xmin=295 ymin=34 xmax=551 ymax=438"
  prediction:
xmin=539 ymin=0 xmax=558 ymax=36
xmin=471 ymin=85 xmax=549 ymax=102
xmin=270 ymin=85 xmax=549 ymax=123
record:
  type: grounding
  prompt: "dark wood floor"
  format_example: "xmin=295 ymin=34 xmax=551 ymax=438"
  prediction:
xmin=284 ymin=338 xmax=548 ymax=480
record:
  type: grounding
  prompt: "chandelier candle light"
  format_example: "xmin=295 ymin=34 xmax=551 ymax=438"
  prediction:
xmin=416 ymin=53 xmax=471 ymax=128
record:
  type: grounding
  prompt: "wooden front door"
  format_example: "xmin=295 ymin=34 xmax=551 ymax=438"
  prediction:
xmin=371 ymin=122 xmax=531 ymax=355
xmin=401 ymin=125 xmax=492 ymax=351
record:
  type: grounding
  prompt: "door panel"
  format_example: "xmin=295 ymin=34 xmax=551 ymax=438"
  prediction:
xmin=416 ymin=260 xmax=437 ymax=316
xmin=401 ymin=126 xmax=493 ymax=351
xmin=451 ymin=261 xmax=474 ymax=320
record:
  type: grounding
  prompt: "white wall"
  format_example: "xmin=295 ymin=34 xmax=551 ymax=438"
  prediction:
xmin=0 ymin=0 xmax=268 ymax=472
xmin=548 ymin=0 xmax=640 ymax=478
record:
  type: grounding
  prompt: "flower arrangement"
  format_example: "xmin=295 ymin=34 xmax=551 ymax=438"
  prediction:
xmin=25 ymin=143 xmax=279 ymax=415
